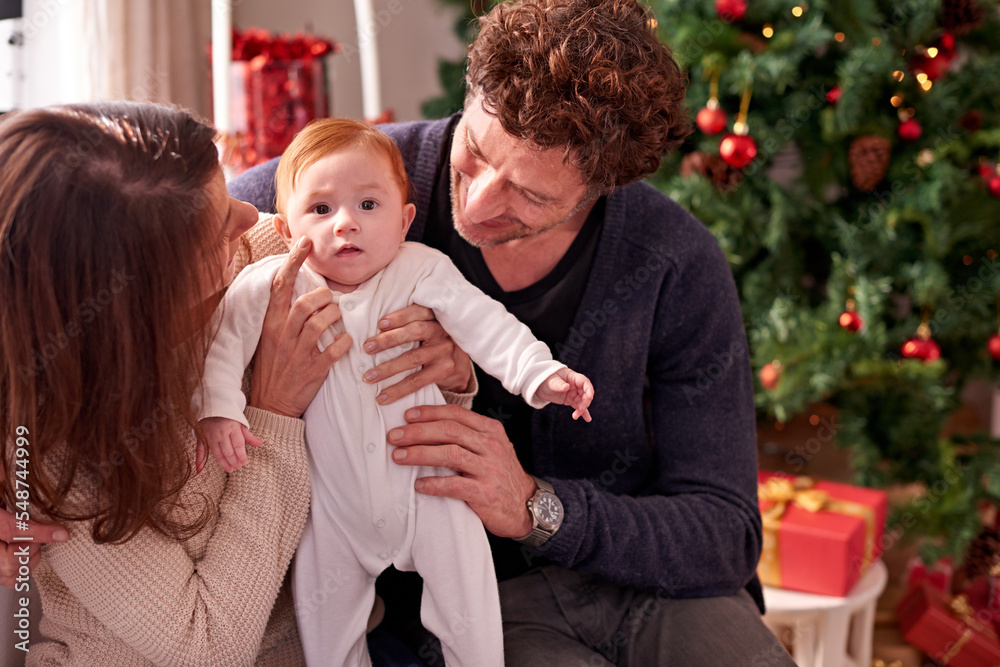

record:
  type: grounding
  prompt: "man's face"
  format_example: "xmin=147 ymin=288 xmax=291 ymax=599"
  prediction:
xmin=449 ymin=94 xmax=593 ymax=248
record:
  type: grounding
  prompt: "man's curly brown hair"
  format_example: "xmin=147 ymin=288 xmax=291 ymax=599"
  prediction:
xmin=467 ymin=0 xmax=692 ymax=193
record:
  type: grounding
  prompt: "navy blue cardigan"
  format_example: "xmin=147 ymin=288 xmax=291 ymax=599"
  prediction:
xmin=229 ymin=117 xmax=765 ymax=611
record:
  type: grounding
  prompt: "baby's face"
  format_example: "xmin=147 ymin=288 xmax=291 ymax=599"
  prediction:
xmin=277 ymin=146 xmax=415 ymax=293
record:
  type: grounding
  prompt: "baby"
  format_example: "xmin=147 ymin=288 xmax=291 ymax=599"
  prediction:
xmin=196 ymin=118 xmax=594 ymax=666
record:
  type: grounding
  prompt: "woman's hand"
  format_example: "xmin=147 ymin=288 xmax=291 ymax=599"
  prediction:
xmin=250 ymin=238 xmax=352 ymax=418
xmin=387 ymin=404 xmax=536 ymax=539
xmin=360 ymin=305 xmax=474 ymax=405
xmin=0 ymin=511 xmax=68 ymax=588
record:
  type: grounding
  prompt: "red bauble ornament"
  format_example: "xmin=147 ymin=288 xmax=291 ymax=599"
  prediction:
xmin=898 ymin=118 xmax=923 ymax=141
xmin=715 ymin=0 xmax=747 ymax=21
xmin=759 ymin=362 xmax=781 ymax=390
xmin=825 ymin=86 xmax=842 ymax=105
xmin=988 ymin=334 xmax=1000 ymax=361
xmin=719 ymin=133 xmax=757 ymax=168
xmin=839 ymin=311 xmax=864 ymax=332
xmin=978 ymin=163 xmax=995 ymax=183
xmin=697 ymin=104 xmax=728 ymax=135
xmin=988 ymin=175 xmax=1000 ymax=199
xmin=902 ymin=337 xmax=941 ymax=362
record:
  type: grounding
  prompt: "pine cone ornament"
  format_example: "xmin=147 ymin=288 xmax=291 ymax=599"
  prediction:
xmin=963 ymin=527 xmax=1000 ymax=580
xmin=849 ymin=136 xmax=892 ymax=191
xmin=680 ymin=151 xmax=743 ymax=190
xmin=940 ymin=0 xmax=985 ymax=35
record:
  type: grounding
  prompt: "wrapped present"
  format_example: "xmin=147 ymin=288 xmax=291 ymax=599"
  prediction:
xmin=757 ymin=471 xmax=888 ymax=596
xmin=960 ymin=566 xmax=1000 ymax=637
xmin=896 ymin=583 xmax=1000 ymax=667
xmin=908 ymin=556 xmax=955 ymax=595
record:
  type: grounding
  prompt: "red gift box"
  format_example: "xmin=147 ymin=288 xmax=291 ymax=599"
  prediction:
xmin=962 ymin=574 xmax=1000 ymax=639
xmin=757 ymin=471 xmax=888 ymax=596
xmin=897 ymin=583 xmax=1000 ymax=667
xmin=908 ymin=556 xmax=954 ymax=595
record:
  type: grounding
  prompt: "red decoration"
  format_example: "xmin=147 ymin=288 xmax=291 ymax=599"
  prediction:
xmin=839 ymin=310 xmax=864 ymax=332
xmin=720 ymin=133 xmax=757 ymax=168
xmin=759 ymin=362 xmax=781 ymax=390
xmin=898 ymin=118 xmax=923 ymax=141
xmin=989 ymin=175 xmax=1000 ymax=199
xmin=902 ymin=337 xmax=941 ymax=362
xmin=215 ymin=28 xmax=340 ymax=173
xmin=988 ymin=334 xmax=1000 ymax=360
xmin=825 ymin=86 xmax=842 ymax=105
xmin=897 ymin=584 xmax=1000 ymax=667
xmin=715 ymin=0 xmax=747 ymax=21
xmin=365 ymin=109 xmax=396 ymax=126
xmin=907 ymin=556 xmax=954 ymax=595
xmin=228 ymin=27 xmax=338 ymax=61
xmin=757 ymin=472 xmax=889 ymax=596
xmin=696 ymin=103 xmax=728 ymax=135
xmin=978 ymin=162 xmax=996 ymax=183
xmin=909 ymin=39 xmax=956 ymax=81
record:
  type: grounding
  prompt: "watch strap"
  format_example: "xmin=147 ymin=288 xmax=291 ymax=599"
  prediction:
xmin=516 ymin=475 xmax=559 ymax=547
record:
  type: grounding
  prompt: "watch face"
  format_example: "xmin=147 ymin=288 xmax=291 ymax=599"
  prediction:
xmin=536 ymin=493 xmax=563 ymax=530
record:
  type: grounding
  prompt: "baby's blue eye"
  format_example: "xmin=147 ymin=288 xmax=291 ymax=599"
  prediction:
xmin=360 ymin=200 xmax=377 ymax=211
xmin=314 ymin=204 xmax=330 ymax=215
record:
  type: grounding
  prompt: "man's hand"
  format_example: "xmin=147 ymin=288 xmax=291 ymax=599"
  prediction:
xmin=388 ymin=404 xmax=535 ymax=538
xmin=0 ymin=511 xmax=68 ymax=588
xmin=360 ymin=305 xmax=474 ymax=405
xmin=250 ymin=237 xmax=352 ymax=418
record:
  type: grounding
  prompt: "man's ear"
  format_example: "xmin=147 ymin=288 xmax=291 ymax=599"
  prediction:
xmin=401 ymin=203 xmax=416 ymax=238
xmin=273 ymin=214 xmax=294 ymax=246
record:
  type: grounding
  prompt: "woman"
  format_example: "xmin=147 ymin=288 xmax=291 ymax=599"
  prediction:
xmin=0 ymin=102 xmax=471 ymax=665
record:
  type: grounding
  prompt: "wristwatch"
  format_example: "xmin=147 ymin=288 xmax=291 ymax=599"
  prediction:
xmin=516 ymin=475 xmax=564 ymax=547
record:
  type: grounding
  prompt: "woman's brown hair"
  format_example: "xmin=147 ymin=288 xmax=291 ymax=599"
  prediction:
xmin=467 ymin=0 xmax=692 ymax=194
xmin=0 ymin=102 xmax=221 ymax=543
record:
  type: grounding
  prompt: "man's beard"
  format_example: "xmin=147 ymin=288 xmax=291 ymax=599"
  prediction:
xmin=449 ymin=166 xmax=593 ymax=248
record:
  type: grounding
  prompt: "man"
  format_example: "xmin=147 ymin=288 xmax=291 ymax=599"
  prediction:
xmin=228 ymin=0 xmax=792 ymax=663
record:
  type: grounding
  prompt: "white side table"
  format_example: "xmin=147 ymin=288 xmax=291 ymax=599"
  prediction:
xmin=762 ymin=559 xmax=888 ymax=667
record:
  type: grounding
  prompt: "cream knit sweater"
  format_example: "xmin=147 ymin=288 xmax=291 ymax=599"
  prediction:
xmin=28 ymin=218 xmax=311 ymax=666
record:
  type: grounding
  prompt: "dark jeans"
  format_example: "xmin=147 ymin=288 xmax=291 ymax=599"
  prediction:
xmin=368 ymin=626 xmax=426 ymax=667
xmin=499 ymin=566 xmax=796 ymax=666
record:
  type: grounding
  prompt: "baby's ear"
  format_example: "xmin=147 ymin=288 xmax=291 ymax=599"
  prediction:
xmin=273 ymin=214 xmax=294 ymax=246
xmin=401 ymin=203 xmax=416 ymax=237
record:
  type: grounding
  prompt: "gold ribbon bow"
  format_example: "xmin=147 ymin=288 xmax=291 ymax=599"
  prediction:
xmin=872 ymin=659 xmax=902 ymax=667
xmin=758 ymin=476 xmax=877 ymax=589
xmin=949 ymin=594 xmax=998 ymax=640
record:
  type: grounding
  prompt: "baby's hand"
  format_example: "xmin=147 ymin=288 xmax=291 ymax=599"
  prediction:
xmin=537 ymin=368 xmax=594 ymax=422
xmin=197 ymin=417 xmax=263 ymax=474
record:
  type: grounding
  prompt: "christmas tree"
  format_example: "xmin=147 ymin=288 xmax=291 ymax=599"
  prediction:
xmin=425 ymin=0 xmax=1000 ymax=564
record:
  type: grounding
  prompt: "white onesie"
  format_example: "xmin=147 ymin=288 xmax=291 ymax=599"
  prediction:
xmin=198 ymin=239 xmax=565 ymax=667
